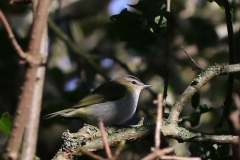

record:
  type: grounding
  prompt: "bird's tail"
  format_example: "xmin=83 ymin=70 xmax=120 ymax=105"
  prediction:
xmin=43 ymin=109 xmax=74 ymax=119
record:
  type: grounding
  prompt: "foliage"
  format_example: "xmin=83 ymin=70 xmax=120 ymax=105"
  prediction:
xmin=206 ymin=0 xmax=234 ymax=15
xmin=0 ymin=112 xmax=12 ymax=136
xmin=181 ymin=92 xmax=214 ymax=127
xmin=110 ymin=0 xmax=167 ymax=44
xmin=189 ymin=143 xmax=234 ymax=160
xmin=0 ymin=0 xmax=240 ymax=159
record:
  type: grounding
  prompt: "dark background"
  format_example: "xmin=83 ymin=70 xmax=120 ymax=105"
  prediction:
xmin=0 ymin=0 xmax=240 ymax=159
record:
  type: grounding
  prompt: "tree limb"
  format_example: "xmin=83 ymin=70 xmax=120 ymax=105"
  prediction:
xmin=52 ymin=124 xmax=238 ymax=160
xmin=21 ymin=0 xmax=49 ymax=159
xmin=167 ymin=64 xmax=240 ymax=125
xmin=216 ymin=0 xmax=236 ymax=134
xmin=0 ymin=10 xmax=26 ymax=59
xmin=3 ymin=0 xmax=51 ymax=159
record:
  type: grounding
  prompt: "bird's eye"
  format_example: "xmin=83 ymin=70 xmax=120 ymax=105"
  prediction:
xmin=132 ymin=81 xmax=137 ymax=85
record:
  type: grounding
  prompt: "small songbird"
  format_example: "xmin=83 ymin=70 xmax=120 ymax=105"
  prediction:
xmin=44 ymin=75 xmax=151 ymax=126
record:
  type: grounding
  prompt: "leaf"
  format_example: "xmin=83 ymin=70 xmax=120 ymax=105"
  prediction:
xmin=189 ymin=143 xmax=233 ymax=159
xmin=181 ymin=92 xmax=214 ymax=127
xmin=110 ymin=9 xmax=157 ymax=44
xmin=206 ymin=0 xmax=234 ymax=15
xmin=128 ymin=0 xmax=166 ymax=18
xmin=191 ymin=92 xmax=200 ymax=109
xmin=0 ymin=112 xmax=12 ymax=136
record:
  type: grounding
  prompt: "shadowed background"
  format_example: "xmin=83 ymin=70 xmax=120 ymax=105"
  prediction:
xmin=0 ymin=0 xmax=240 ymax=159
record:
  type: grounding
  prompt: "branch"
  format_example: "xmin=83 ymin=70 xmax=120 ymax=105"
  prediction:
xmin=53 ymin=124 xmax=155 ymax=160
xmin=154 ymin=94 xmax=164 ymax=149
xmin=3 ymin=0 xmax=31 ymax=4
xmin=181 ymin=46 xmax=205 ymax=71
xmin=187 ymin=135 xmax=239 ymax=144
xmin=3 ymin=0 xmax=51 ymax=159
xmin=167 ymin=64 xmax=240 ymax=125
xmin=0 ymin=9 xmax=43 ymax=65
xmin=231 ymin=94 xmax=240 ymax=158
xmin=21 ymin=0 xmax=49 ymax=160
xmin=0 ymin=10 xmax=26 ymax=59
xmin=98 ymin=119 xmax=112 ymax=159
xmin=216 ymin=0 xmax=236 ymax=133
xmin=79 ymin=120 xmax=126 ymax=160
xmin=141 ymin=147 xmax=174 ymax=160
xmin=163 ymin=0 xmax=171 ymax=105
xmin=50 ymin=64 xmax=240 ymax=159
xmin=52 ymin=124 xmax=239 ymax=159
xmin=141 ymin=94 xmax=177 ymax=160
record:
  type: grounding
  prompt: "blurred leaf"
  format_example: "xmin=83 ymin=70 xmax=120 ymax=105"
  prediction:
xmin=110 ymin=9 xmax=157 ymax=44
xmin=191 ymin=92 xmax=200 ymax=109
xmin=128 ymin=0 xmax=166 ymax=18
xmin=154 ymin=16 xmax=167 ymax=33
xmin=181 ymin=92 xmax=213 ymax=127
xmin=206 ymin=0 xmax=234 ymax=15
xmin=0 ymin=112 xmax=12 ymax=136
xmin=110 ymin=0 xmax=167 ymax=44
xmin=185 ymin=17 xmax=218 ymax=49
xmin=189 ymin=143 xmax=233 ymax=160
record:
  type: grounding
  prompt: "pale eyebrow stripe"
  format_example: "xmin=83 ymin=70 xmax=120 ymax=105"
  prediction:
xmin=126 ymin=75 xmax=142 ymax=83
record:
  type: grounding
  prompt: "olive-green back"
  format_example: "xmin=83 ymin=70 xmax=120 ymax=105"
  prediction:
xmin=72 ymin=81 xmax=127 ymax=108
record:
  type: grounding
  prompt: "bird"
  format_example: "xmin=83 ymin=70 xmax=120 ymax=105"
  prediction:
xmin=44 ymin=75 xmax=151 ymax=126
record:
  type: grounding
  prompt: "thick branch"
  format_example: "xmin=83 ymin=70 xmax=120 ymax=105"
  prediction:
xmin=167 ymin=64 xmax=240 ymax=125
xmin=188 ymin=135 xmax=239 ymax=144
xmin=52 ymin=124 xmax=238 ymax=160
xmin=21 ymin=0 xmax=49 ymax=159
xmin=3 ymin=1 xmax=51 ymax=159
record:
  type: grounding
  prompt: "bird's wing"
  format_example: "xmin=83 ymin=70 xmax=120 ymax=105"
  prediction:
xmin=73 ymin=81 xmax=128 ymax=108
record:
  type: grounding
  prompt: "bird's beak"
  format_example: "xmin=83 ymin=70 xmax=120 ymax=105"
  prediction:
xmin=143 ymin=84 xmax=151 ymax=88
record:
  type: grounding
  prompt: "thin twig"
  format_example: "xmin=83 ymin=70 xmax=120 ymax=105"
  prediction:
xmin=160 ymin=156 xmax=201 ymax=160
xmin=233 ymin=94 xmax=240 ymax=109
xmin=155 ymin=94 xmax=164 ymax=149
xmin=231 ymin=93 xmax=240 ymax=158
xmin=0 ymin=9 xmax=26 ymax=59
xmin=163 ymin=0 xmax=171 ymax=105
xmin=181 ymin=46 xmax=205 ymax=71
xmin=113 ymin=140 xmax=125 ymax=160
xmin=98 ymin=119 xmax=112 ymax=159
xmin=216 ymin=0 xmax=236 ymax=133
xmin=81 ymin=148 xmax=108 ymax=160
xmin=141 ymin=147 xmax=174 ymax=160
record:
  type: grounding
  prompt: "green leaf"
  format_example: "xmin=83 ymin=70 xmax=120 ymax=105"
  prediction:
xmin=191 ymin=92 xmax=200 ymax=109
xmin=110 ymin=9 xmax=157 ymax=44
xmin=128 ymin=0 xmax=166 ymax=18
xmin=0 ymin=112 xmax=12 ymax=136
xmin=182 ymin=92 xmax=213 ymax=127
